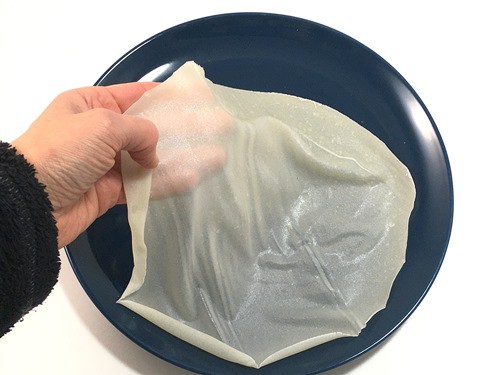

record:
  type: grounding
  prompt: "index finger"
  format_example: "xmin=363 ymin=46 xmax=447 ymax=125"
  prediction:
xmin=102 ymin=82 xmax=160 ymax=112
xmin=55 ymin=82 xmax=160 ymax=114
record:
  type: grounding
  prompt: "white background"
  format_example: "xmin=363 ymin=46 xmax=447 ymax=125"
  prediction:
xmin=1 ymin=1 xmax=498 ymax=374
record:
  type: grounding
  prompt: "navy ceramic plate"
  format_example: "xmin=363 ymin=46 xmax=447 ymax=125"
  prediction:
xmin=66 ymin=13 xmax=453 ymax=374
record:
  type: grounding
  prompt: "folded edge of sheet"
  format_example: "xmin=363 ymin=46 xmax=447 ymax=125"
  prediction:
xmin=119 ymin=151 xmax=153 ymax=297
xmin=118 ymin=299 xmax=259 ymax=368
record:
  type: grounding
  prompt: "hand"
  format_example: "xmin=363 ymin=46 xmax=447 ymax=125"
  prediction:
xmin=12 ymin=83 xmax=160 ymax=248
xmin=128 ymin=70 xmax=233 ymax=200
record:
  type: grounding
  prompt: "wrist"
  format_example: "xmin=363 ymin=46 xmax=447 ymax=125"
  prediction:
xmin=0 ymin=141 xmax=60 ymax=335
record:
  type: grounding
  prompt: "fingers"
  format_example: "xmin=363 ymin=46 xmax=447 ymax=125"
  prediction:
xmin=82 ymin=108 xmax=159 ymax=169
xmin=156 ymin=106 xmax=234 ymax=140
xmin=101 ymin=82 xmax=160 ymax=112
xmin=150 ymin=145 xmax=226 ymax=199
xmin=113 ymin=113 xmax=160 ymax=169
xmin=146 ymin=102 xmax=233 ymax=198
xmin=47 ymin=83 xmax=161 ymax=170
xmin=52 ymin=82 xmax=159 ymax=114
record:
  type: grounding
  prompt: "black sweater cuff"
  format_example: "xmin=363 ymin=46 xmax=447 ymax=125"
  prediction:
xmin=0 ymin=141 xmax=60 ymax=336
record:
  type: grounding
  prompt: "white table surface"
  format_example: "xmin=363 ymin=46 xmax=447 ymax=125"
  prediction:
xmin=1 ymin=1 xmax=498 ymax=374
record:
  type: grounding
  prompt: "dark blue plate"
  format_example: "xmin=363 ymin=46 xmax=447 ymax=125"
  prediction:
xmin=66 ymin=13 xmax=453 ymax=375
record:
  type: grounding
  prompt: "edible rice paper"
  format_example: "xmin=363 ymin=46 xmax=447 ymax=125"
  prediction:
xmin=119 ymin=61 xmax=416 ymax=368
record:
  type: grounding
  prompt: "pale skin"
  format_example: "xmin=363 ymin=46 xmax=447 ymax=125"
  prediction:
xmin=12 ymin=82 xmax=229 ymax=248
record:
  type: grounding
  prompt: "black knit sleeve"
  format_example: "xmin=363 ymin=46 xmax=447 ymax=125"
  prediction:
xmin=0 ymin=141 xmax=60 ymax=337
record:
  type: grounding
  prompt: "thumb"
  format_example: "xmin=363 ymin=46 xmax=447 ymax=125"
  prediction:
xmin=114 ymin=113 xmax=159 ymax=169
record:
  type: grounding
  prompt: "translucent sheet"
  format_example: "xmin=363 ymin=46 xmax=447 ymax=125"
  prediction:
xmin=119 ymin=61 xmax=416 ymax=368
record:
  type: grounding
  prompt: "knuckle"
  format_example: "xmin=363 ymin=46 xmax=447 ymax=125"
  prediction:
xmin=50 ymin=89 xmax=80 ymax=107
xmin=56 ymin=88 xmax=80 ymax=100
xmin=89 ymin=108 xmax=117 ymax=129
xmin=53 ymin=87 xmax=94 ymax=109
xmin=84 ymin=108 xmax=121 ymax=147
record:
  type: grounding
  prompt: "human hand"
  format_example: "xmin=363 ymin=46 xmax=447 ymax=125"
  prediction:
xmin=13 ymin=72 xmax=233 ymax=249
xmin=124 ymin=68 xmax=233 ymax=200
xmin=11 ymin=83 xmax=160 ymax=247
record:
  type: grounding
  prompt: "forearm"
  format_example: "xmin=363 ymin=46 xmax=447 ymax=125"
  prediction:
xmin=0 ymin=141 xmax=60 ymax=337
